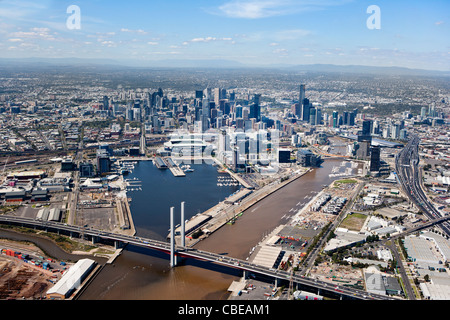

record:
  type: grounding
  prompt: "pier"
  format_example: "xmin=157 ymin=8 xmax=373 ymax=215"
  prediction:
xmin=154 ymin=157 xmax=185 ymax=177
xmin=166 ymin=157 xmax=186 ymax=177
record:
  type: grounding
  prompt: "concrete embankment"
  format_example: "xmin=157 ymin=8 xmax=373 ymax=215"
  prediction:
xmin=184 ymin=168 xmax=311 ymax=247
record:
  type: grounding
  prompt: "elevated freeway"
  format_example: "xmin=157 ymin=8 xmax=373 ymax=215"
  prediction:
xmin=0 ymin=215 xmax=399 ymax=300
xmin=395 ymin=135 xmax=450 ymax=237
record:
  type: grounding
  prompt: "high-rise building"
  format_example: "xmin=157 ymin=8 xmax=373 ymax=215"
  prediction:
xmin=369 ymin=146 xmax=381 ymax=172
xmin=195 ymin=90 xmax=203 ymax=99
xmin=362 ymin=119 xmax=372 ymax=136
xmin=299 ymin=84 xmax=305 ymax=105
xmin=332 ymin=111 xmax=339 ymax=128
xmin=235 ymin=105 xmax=243 ymax=119
xmin=292 ymin=103 xmax=301 ymax=118
xmin=309 ymin=107 xmax=316 ymax=125
xmin=315 ymin=108 xmax=322 ymax=125
xmin=301 ymin=98 xmax=310 ymax=122
xmin=421 ymin=106 xmax=427 ymax=118
xmin=358 ymin=119 xmax=372 ymax=143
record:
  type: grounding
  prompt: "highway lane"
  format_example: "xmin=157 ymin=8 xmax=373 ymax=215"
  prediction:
xmin=395 ymin=135 xmax=450 ymax=237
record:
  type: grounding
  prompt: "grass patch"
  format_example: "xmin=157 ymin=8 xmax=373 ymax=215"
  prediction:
xmin=335 ymin=179 xmax=357 ymax=185
xmin=340 ymin=213 xmax=368 ymax=231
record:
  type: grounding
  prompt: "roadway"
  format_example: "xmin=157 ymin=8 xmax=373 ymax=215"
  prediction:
xmin=395 ymin=135 xmax=450 ymax=237
xmin=0 ymin=214 xmax=398 ymax=300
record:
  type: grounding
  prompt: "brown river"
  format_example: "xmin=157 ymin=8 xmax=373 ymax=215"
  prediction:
xmin=0 ymin=158 xmax=357 ymax=300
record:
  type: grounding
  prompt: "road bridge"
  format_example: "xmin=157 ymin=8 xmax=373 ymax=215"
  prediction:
xmin=0 ymin=214 xmax=400 ymax=301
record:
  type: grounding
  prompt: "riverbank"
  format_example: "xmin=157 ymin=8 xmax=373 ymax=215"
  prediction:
xmin=182 ymin=167 xmax=312 ymax=247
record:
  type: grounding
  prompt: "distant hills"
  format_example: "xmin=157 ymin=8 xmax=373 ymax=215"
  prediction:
xmin=0 ymin=57 xmax=448 ymax=77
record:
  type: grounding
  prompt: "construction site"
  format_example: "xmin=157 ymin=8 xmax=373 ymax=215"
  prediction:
xmin=0 ymin=240 xmax=59 ymax=300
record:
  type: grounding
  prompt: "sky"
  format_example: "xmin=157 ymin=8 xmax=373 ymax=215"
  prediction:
xmin=0 ymin=0 xmax=449 ymax=70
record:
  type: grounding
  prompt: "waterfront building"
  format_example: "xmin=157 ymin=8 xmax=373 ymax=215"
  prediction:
xmin=297 ymin=149 xmax=321 ymax=167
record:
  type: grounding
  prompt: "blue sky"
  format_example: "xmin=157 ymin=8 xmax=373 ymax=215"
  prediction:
xmin=0 ymin=0 xmax=448 ymax=70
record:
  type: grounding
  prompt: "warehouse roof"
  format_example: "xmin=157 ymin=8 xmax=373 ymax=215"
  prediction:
xmin=46 ymin=259 xmax=96 ymax=298
xmin=251 ymin=245 xmax=282 ymax=269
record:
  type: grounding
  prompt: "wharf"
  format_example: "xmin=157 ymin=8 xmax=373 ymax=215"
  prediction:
xmin=166 ymin=157 xmax=186 ymax=177
xmin=183 ymin=167 xmax=311 ymax=247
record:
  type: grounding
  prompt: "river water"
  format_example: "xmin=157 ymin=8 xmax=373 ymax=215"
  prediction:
xmin=77 ymin=158 xmax=358 ymax=300
xmin=0 ymin=158 xmax=359 ymax=300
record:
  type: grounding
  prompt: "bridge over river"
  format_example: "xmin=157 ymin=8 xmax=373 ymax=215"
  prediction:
xmin=0 ymin=215 xmax=399 ymax=301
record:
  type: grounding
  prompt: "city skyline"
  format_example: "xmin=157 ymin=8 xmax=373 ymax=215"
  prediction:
xmin=0 ymin=0 xmax=448 ymax=71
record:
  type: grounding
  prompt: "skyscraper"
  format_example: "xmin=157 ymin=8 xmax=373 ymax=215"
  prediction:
xmin=332 ymin=111 xmax=339 ymax=128
xmin=301 ymin=98 xmax=310 ymax=122
xmin=309 ymin=107 xmax=316 ymax=125
xmin=369 ymin=146 xmax=381 ymax=172
xmin=299 ymin=84 xmax=305 ymax=106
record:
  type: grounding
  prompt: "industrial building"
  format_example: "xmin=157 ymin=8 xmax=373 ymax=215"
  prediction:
xmin=46 ymin=259 xmax=96 ymax=300
xmin=251 ymin=245 xmax=283 ymax=269
xmin=364 ymin=271 xmax=403 ymax=296
xmin=323 ymin=229 xmax=367 ymax=253
xmin=36 ymin=207 xmax=61 ymax=222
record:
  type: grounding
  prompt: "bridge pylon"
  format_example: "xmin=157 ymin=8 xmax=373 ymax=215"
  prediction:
xmin=170 ymin=202 xmax=186 ymax=268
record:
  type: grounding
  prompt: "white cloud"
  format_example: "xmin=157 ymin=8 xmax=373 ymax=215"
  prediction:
xmin=217 ymin=0 xmax=291 ymax=19
xmin=213 ymin=0 xmax=353 ymax=19
xmin=184 ymin=36 xmax=233 ymax=44
xmin=120 ymin=28 xmax=148 ymax=35
xmin=147 ymin=42 xmax=159 ymax=45
xmin=273 ymin=48 xmax=288 ymax=55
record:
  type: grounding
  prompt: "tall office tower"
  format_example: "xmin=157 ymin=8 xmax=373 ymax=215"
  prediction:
xmin=214 ymin=88 xmax=221 ymax=106
xmin=369 ymin=146 xmax=381 ymax=172
xmin=421 ymin=106 xmax=427 ymax=118
xmin=229 ymin=91 xmax=236 ymax=101
xmin=201 ymin=115 xmax=209 ymax=132
xmin=372 ymin=120 xmax=380 ymax=135
xmin=299 ymin=84 xmax=305 ymax=106
xmin=235 ymin=105 xmax=243 ymax=119
xmin=428 ymin=103 xmax=435 ymax=117
xmin=362 ymin=119 xmax=372 ymax=136
xmin=315 ymin=108 xmax=322 ymax=125
xmin=301 ymin=98 xmax=310 ymax=122
xmin=103 ymin=96 xmax=110 ymax=109
xmin=249 ymin=95 xmax=261 ymax=122
xmin=349 ymin=111 xmax=356 ymax=126
xmin=292 ymin=103 xmax=301 ymax=118
xmin=195 ymin=90 xmax=203 ymax=99
xmin=204 ymin=87 xmax=212 ymax=101
xmin=223 ymin=102 xmax=231 ymax=115
xmin=253 ymin=93 xmax=261 ymax=106
xmin=332 ymin=111 xmax=339 ymax=128
xmin=202 ymin=98 xmax=210 ymax=119
xmin=126 ymin=106 xmax=134 ymax=121
xmin=343 ymin=111 xmax=349 ymax=125
xmin=391 ymin=123 xmax=400 ymax=139
xmin=309 ymin=107 xmax=316 ymax=125
xmin=399 ymin=129 xmax=408 ymax=140
xmin=221 ymin=88 xmax=227 ymax=100
xmin=358 ymin=119 xmax=372 ymax=143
